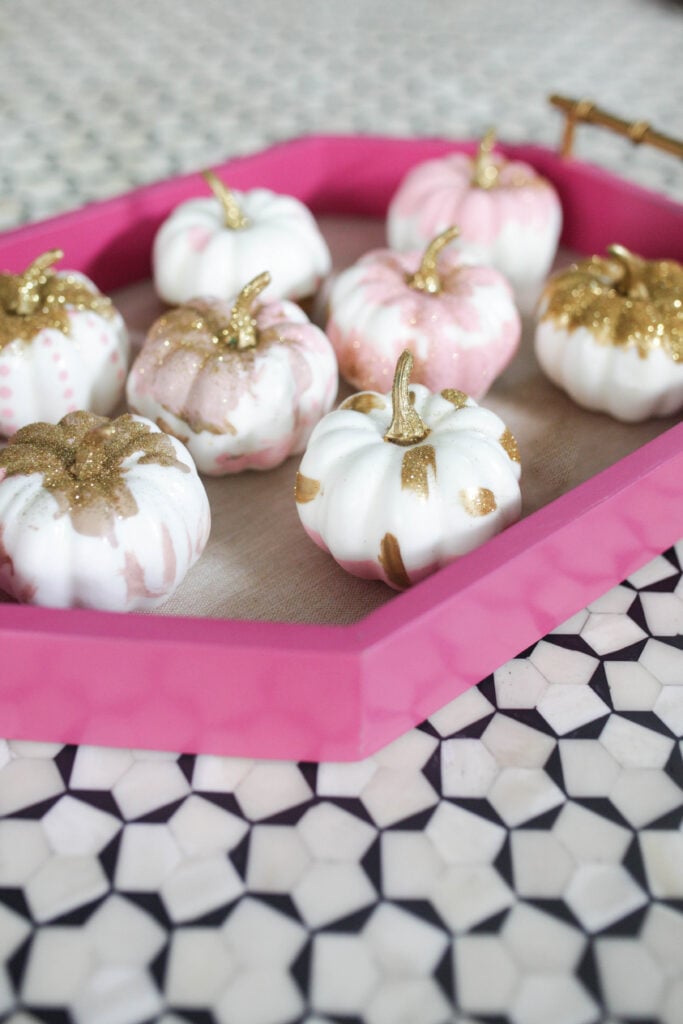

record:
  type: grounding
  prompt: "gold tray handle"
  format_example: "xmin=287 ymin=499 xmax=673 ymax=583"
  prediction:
xmin=549 ymin=94 xmax=683 ymax=161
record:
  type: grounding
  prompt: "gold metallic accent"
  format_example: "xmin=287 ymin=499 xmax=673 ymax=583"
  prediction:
xmin=227 ymin=272 xmax=271 ymax=350
xmin=549 ymin=94 xmax=683 ymax=162
xmin=0 ymin=412 xmax=188 ymax=537
xmin=540 ymin=246 xmax=683 ymax=361
xmin=378 ymin=532 xmax=411 ymax=589
xmin=441 ymin=388 xmax=469 ymax=410
xmin=294 ymin=472 xmax=320 ymax=503
xmin=156 ymin=417 xmax=190 ymax=446
xmin=339 ymin=393 xmax=386 ymax=414
xmin=499 ymin=428 xmax=521 ymax=464
xmin=384 ymin=351 xmax=429 ymax=446
xmin=0 ymin=251 xmax=115 ymax=349
xmin=471 ymin=128 xmax=500 ymax=189
xmin=401 ymin=444 xmax=436 ymax=500
xmin=202 ymin=169 xmax=249 ymax=229
xmin=460 ymin=487 xmax=497 ymax=517
xmin=407 ymin=226 xmax=460 ymax=295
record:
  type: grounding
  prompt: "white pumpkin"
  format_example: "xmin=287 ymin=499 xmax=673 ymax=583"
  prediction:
xmin=0 ymin=250 xmax=129 ymax=438
xmin=326 ymin=227 xmax=521 ymax=399
xmin=295 ymin=350 xmax=522 ymax=589
xmin=153 ymin=170 xmax=331 ymax=305
xmin=0 ymin=411 xmax=210 ymax=611
xmin=535 ymin=245 xmax=683 ymax=422
xmin=387 ymin=132 xmax=562 ymax=294
xmin=127 ymin=272 xmax=338 ymax=475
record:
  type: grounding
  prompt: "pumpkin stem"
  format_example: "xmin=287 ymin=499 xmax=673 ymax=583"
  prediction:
xmin=228 ymin=271 xmax=271 ymax=350
xmin=607 ymin=244 xmax=650 ymax=300
xmin=407 ymin=226 xmax=460 ymax=295
xmin=471 ymin=128 xmax=500 ymax=189
xmin=384 ymin=350 xmax=429 ymax=446
xmin=202 ymin=169 xmax=249 ymax=230
xmin=6 ymin=249 xmax=63 ymax=316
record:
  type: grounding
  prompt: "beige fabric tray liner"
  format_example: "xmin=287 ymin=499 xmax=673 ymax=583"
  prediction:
xmin=2 ymin=217 xmax=677 ymax=624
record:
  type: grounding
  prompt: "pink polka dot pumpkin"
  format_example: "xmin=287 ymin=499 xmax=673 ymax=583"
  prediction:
xmin=387 ymin=131 xmax=562 ymax=294
xmin=0 ymin=250 xmax=129 ymax=438
xmin=326 ymin=226 xmax=521 ymax=398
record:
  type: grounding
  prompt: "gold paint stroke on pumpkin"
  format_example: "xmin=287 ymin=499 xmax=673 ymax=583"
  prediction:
xmin=499 ymin=428 xmax=521 ymax=463
xmin=441 ymin=388 xmax=469 ymax=409
xmin=540 ymin=246 xmax=683 ymax=361
xmin=378 ymin=533 xmax=412 ymax=589
xmin=294 ymin=472 xmax=320 ymax=503
xmin=460 ymin=487 xmax=497 ymax=517
xmin=0 ymin=411 xmax=189 ymax=537
xmin=339 ymin=393 xmax=386 ymax=414
xmin=0 ymin=251 xmax=115 ymax=349
xmin=401 ymin=444 xmax=436 ymax=500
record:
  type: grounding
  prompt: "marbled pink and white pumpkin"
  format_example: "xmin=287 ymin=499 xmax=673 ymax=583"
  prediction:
xmin=387 ymin=133 xmax=562 ymax=294
xmin=0 ymin=250 xmax=129 ymax=438
xmin=326 ymin=227 xmax=521 ymax=397
xmin=127 ymin=272 xmax=338 ymax=475
xmin=0 ymin=411 xmax=210 ymax=611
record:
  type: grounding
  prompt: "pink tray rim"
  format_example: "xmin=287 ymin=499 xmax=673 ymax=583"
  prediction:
xmin=1 ymin=133 xmax=682 ymax=761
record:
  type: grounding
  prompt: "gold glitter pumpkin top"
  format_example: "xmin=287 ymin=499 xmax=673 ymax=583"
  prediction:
xmin=0 ymin=412 xmax=188 ymax=536
xmin=0 ymin=250 xmax=115 ymax=350
xmin=540 ymin=244 xmax=683 ymax=361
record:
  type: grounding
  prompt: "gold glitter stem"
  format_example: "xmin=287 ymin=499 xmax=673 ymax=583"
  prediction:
xmin=228 ymin=271 xmax=271 ymax=350
xmin=407 ymin=226 xmax=460 ymax=295
xmin=607 ymin=244 xmax=650 ymax=301
xmin=384 ymin=351 xmax=428 ymax=446
xmin=471 ymin=129 xmax=499 ymax=189
xmin=550 ymin=94 xmax=683 ymax=162
xmin=202 ymin=169 xmax=249 ymax=230
xmin=9 ymin=250 xmax=63 ymax=316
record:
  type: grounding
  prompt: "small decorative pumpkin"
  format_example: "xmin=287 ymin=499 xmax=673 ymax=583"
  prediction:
xmin=295 ymin=350 xmax=522 ymax=589
xmin=386 ymin=132 xmax=562 ymax=293
xmin=126 ymin=271 xmax=338 ymax=475
xmin=0 ymin=250 xmax=129 ymax=438
xmin=0 ymin=411 xmax=210 ymax=610
xmin=535 ymin=245 xmax=683 ymax=422
xmin=153 ymin=170 xmax=331 ymax=306
xmin=326 ymin=226 xmax=521 ymax=398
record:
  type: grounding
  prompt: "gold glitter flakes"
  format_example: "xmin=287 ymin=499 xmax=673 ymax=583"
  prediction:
xmin=378 ymin=532 xmax=411 ymax=589
xmin=499 ymin=428 xmax=521 ymax=463
xmin=340 ymin=393 xmax=386 ymax=414
xmin=401 ymin=444 xmax=436 ymax=499
xmin=441 ymin=388 xmax=469 ymax=409
xmin=294 ymin=473 xmax=320 ymax=503
xmin=460 ymin=487 xmax=497 ymax=517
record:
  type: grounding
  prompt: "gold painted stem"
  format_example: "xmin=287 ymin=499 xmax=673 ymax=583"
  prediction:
xmin=384 ymin=350 xmax=428 ymax=446
xmin=471 ymin=128 xmax=499 ymax=189
xmin=228 ymin=271 xmax=271 ymax=350
xmin=407 ymin=226 xmax=460 ymax=295
xmin=8 ymin=250 xmax=63 ymax=315
xmin=202 ymin=169 xmax=249 ymax=230
xmin=607 ymin=244 xmax=650 ymax=301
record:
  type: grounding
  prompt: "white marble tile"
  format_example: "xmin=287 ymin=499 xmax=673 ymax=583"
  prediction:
xmin=0 ymin=758 xmax=64 ymax=815
xmin=537 ymin=684 xmax=609 ymax=735
xmin=8 ymin=741 xmax=64 ymax=759
xmin=41 ymin=795 xmax=120 ymax=856
xmin=553 ymin=804 xmax=631 ymax=864
xmin=493 ymin=659 xmax=548 ymax=708
xmin=0 ymin=967 xmax=13 ymax=1018
xmin=245 ymin=825 xmax=311 ymax=892
xmin=510 ymin=831 xmax=576 ymax=898
xmin=599 ymin=715 xmax=674 ymax=769
xmin=564 ymin=864 xmax=647 ymax=933
xmin=426 ymin=801 xmax=506 ymax=864
xmin=639 ymin=830 xmax=683 ymax=898
xmin=164 ymin=928 xmax=236 ymax=1006
xmin=380 ymin=831 xmax=444 ymax=899
xmin=640 ymin=904 xmax=683 ymax=977
xmin=365 ymin=978 xmax=452 ymax=1024
xmin=663 ymin=981 xmax=683 ymax=1024
xmin=364 ymin=903 xmax=447 ymax=975
xmin=595 ymin=938 xmax=664 ymax=1017
xmin=487 ymin=767 xmax=565 ymax=827
xmin=609 ymin=767 xmax=683 ymax=828
xmin=112 ymin=761 xmax=190 ymax=820
xmin=113 ymin=824 xmax=182 ymax=891
xmin=222 ymin=898 xmax=306 ymax=968
xmin=71 ymin=964 xmax=164 ymax=1024
xmin=296 ymin=802 xmax=376 ymax=860
xmin=216 ymin=968 xmax=306 ymax=1024
xmin=440 ymin=738 xmax=499 ymax=797
xmin=310 ymin=934 xmax=379 ymax=1015
xmin=481 ymin=714 xmax=556 ymax=769
xmin=580 ymin=612 xmax=646 ymax=656
xmin=431 ymin=864 xmax=514 ymax=932
xmin=654 ymin=685 xmax=683 ymax=735
xmin=558 ymin=739 xmax=620 ymax=797
xmin=510 ymin=974 xmax=598 ymax=1024
xmin=587 ymin=584 xmax=637 ymax=614
xmin=502 ymin=903 xmax=585 ymax=972
xmin=427 ymin=687 xmax=494 ymax=737
xmin=0 ymin=820 xmax=51 ymax=885
xmin=0 ymin=739 xmax=10 ymax=771
xmin=70 ymin=747 xmax=134 ymax=790
xmin=293 ymin=861 xmax=377 ymax=928
xmin=160 ymin=855 xmax=245 ymax=923
xmin=639 ymin=638 xmax=683 ymax=685
xmin=360 ymin=766 xmax=438 ymax=828
xmin=168 ymin=794 xmax=248 ymax=857
xmin=628 ymin=554 xmax=679 ymax=588
xmin=374 ymin=729 xmax=438 ymax=769
xmin=192 ymin=755 xmax=254 ymax=792
xmin=550 ymin=610 xmax=589 ymax=635
xmin=25 ymin=854 xmax=109 ymax=923
xmin=454 ymin=935 xmax=518 ymax=1013
xmin=0 ymin=902 xmax=31 ymax=961
xmin=530 ymin=642 xmax=598 ymax=685
xmin=605 ymin=661 xmax=662 ymax=711
xmin=235 ymin=763 xmax=312 ymax=821
xmin=316 ymin=757 xmax=378 ymax=797
xmin=20 ymin=927 xmax=92 ymax=1003
xmin=85 ymin=894 xmax=166 ymax=965
xmin=640 ymin=592 xmax=683 ymax=637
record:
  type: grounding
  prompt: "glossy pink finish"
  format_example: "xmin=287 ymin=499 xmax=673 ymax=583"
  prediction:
xmin=1 ymin=135 xmax=682 ymax=761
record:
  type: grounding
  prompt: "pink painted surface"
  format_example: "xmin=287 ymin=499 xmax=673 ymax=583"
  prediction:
xmin=1 ymin=135 xmax=682 ymax=761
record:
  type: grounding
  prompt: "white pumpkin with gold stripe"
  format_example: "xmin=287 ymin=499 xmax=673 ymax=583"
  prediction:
xmin=295 ymin=350 xmax=522 ymax=589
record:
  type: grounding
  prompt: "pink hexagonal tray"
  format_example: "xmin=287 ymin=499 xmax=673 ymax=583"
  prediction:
xmin=1 ymin=135 xmax=682 ymax=761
